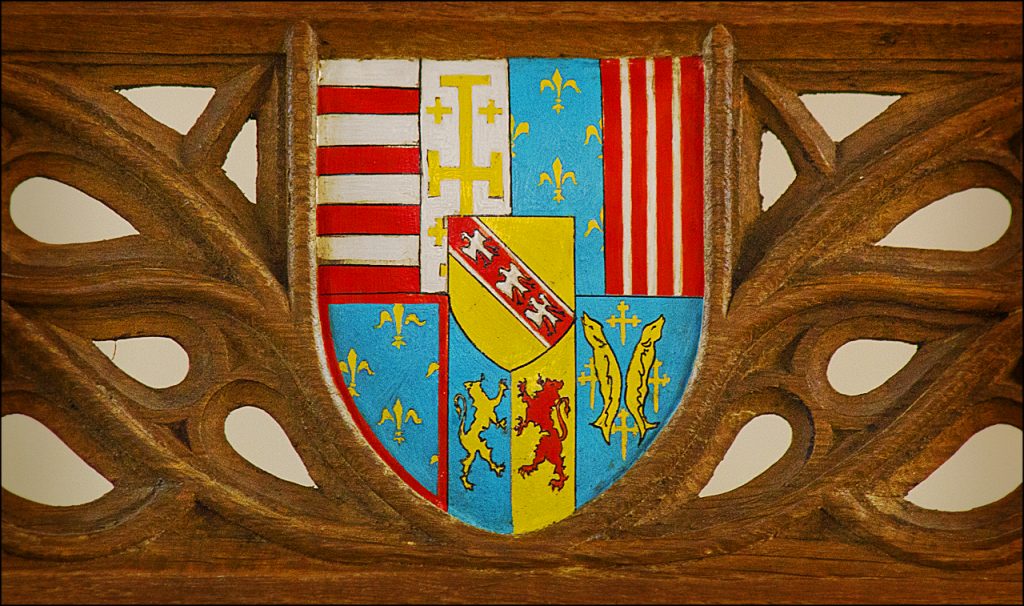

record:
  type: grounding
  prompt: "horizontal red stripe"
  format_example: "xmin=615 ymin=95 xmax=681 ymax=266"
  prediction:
xmin=317 ymin=265 xmax=420 ymax=294
xmin=318 ymin=87 xmax=419 ymax=115
xmin=317 ymin=146 xmax=420 ymax=175
xmin=317 ymin=204 xmax=420 ymax=235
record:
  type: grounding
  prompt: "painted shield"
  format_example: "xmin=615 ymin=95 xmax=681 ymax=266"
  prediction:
xmin=316 ymin=58 xmax=704 ymax=534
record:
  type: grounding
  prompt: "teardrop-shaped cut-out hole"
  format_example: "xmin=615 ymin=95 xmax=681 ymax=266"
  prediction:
xmin=827 ymin=339 xmax=918 ymax=396
xmin=699 ymin=414 xmax=793 ymax=497
xmin=2 ymin=413 xmax=114 ymax=506
xmin=906 ymin=424 xmax=1022 ymax=512
xmin=799 ymin=93 xmax=900 ymax=142
xmin=223 ymin=119 xmax=257 ymax=203
xmin=117 ymin=86 xmax=216 ymax=135
xmin=876 ymin=188 xmax=1012 ymax=252
xmin=224 ymin=406 xmax=317 ymax=488
xmin=93 ymin=337 xmax=189 ymax=389
xmin=10 ymin=177 xmax=139 ymax=244
xmin=759 ymin=130 xmax=796 ymax=211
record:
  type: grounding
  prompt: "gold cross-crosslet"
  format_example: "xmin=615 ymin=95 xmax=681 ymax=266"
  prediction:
xmin=611 ymin=409 xmax=638 ymax=461
xmin=607 ymin=300 xmax=640 ymax=345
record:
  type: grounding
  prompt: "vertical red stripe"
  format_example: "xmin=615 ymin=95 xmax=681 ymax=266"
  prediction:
xmin=654 ymin=58 xmax=675 ymax=296
xmin=628 ymin=59 xmax=648 ymax=295
xmin=680 ymin=57 xmax=705 ymax=297
xmin=600 ymin=60 xmax=624 ymax=295
xmin=437 ymin=298 xmax=449 ymax=511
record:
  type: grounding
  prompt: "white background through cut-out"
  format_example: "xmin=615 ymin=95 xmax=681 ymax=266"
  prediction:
xmin=3 ymin=87 xmax=1019 ymax=510
xmin=224 ymin=406 xmax=317 ymax=487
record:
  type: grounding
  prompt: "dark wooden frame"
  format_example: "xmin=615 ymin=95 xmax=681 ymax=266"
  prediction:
xmin=2 ymin=2 xmax=1021 ymax=603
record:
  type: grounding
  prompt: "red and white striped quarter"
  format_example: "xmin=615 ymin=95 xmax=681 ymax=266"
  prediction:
xmin=600 ymin=57 xmax=704 ymax=297
xmin=316 ymin=59 xmax=422 ymax=295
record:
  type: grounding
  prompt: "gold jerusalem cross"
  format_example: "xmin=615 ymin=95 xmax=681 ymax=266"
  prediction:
xmin=426 ymin=75 xmax=504 ymax=215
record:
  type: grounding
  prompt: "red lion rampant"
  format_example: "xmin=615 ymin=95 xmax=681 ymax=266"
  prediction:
xmin=513 ymin=376 xmax=571 ymax=491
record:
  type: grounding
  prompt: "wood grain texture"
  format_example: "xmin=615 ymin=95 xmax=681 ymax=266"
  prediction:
xmin=2 ymin=2 xmax=1022 ymax=60
xmin=2 ymin=2 xmax=1021 ymax=603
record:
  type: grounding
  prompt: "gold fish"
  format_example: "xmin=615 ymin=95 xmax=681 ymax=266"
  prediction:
xmin=580 ymin=313 xmax=622 ymax=444
xmin=622 ymin=315 xmax=664 ymax=442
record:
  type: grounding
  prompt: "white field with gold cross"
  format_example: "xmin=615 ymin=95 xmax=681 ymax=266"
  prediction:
xmin=419 ymin=60 xmax=512 ymax=293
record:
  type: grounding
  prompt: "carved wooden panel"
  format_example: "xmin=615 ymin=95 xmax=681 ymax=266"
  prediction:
xmin=2 ymin=3 xmax=1021 ymax=603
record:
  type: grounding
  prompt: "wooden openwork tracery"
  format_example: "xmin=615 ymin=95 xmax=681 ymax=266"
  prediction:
xmin=2 ymin=3 xmax=1021 ymax=603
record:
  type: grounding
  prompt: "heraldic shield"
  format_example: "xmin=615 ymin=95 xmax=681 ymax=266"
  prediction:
xmin=316 ymin=58 xmax=704 ymax=534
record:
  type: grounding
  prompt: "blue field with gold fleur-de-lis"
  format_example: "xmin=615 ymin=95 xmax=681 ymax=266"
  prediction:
xmin=326 ymin=298 xmax=444 ymax=501
xmin=510 ymin=58 xmax=605 ymax=295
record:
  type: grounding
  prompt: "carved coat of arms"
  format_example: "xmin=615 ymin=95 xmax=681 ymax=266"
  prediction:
xmin=316 ymin=57 xmax=704 ymax=534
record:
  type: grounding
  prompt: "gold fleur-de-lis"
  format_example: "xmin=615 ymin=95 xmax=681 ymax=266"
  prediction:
xmin=540 ymin=68 xmax=581 ymax=114
xmin=374 ymin=303 xmax=427 ymax=349
xmin=584 ymin=208 xmax=605 ymax=247
xmin=585 ymin=119 xmax=604 ymax=158
xmin=538 ymin=157 xmax=577 ymax=203
xmin=377 ymin=398 xmax=423 ymax=444
xmin=510 ymin=114 xmax=530 ymax=157
xmin=338 ymin=348 xmax=374 ymax=397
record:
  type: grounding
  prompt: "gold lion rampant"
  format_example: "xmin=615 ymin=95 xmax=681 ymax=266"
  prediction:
xmin=453 ymin=376 xmax=508 ymax=490
xmin=581 ymin=313 xmax=665 ymax=444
